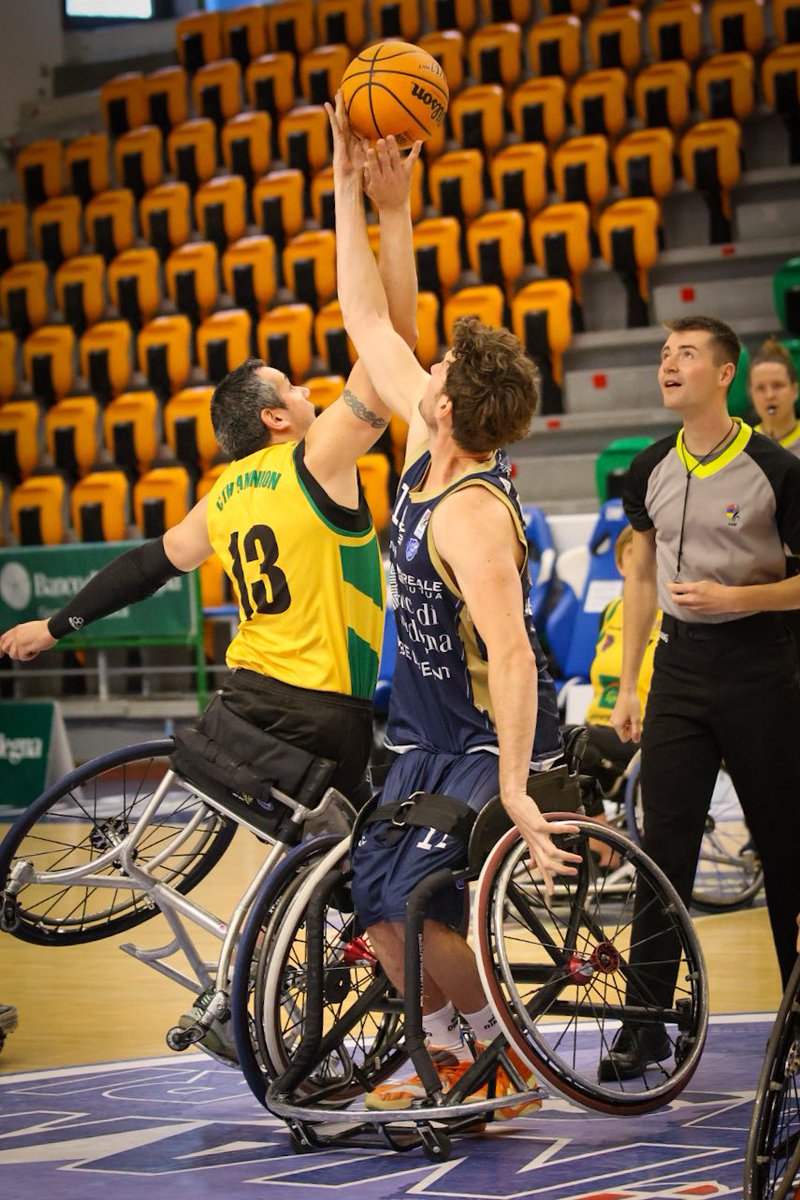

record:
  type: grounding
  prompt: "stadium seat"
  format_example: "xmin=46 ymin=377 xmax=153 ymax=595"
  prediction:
xmin=521 ymin=503 xmax=557 ymax=629
xmin=416 ymin=292 xmax=442 ymax=367
xmin=597 ymin=197 xmax=661 ymax=328
xmin=762 ymin=46 xmax=800 ymax=163
xmin=191 ymin=59 xmax=243 ymax=128
xmin=527 ymin=15 xmax=582 ymax=79
xmin=134 ymin=465 xmax=193 ymax=537
xmin=176 ymin=11 xmax=223 ymax=73
xmin=197 ymin=309 xmax=252 ymax=383
xmin=54 ymin=255 xmax=106 ymax=335
xmin=421 ymin=115 xmax=448 ymax=163
xmin=265 ymin=0 xmax=315 ymax=54
xmin=419 ymin=30 xmax=466 ymax=95
xmin=530 ymin=201 xmax=592 ymax=322
xmin=570 ymin=69 xmax=628 ymax=139
xmin=357 ymin=451 xmax=391 ymax=532
xmin=646 ymin=0 xmax=703 ymax=63
xmin=246 ymin=53 xmax=297 ymax=122
xmin=71 ymin=470 xmax=130 ymax=542
xmin=299 ymin=45 xmax=351 ymax=106
xmin=10 ymin=474 xmax=67 ymax=545
xmin=466 ymin=210 xmax=525 ymax=288
xmin=253 ymin=170 xmax=305 ymax=265
xmin=45 ymin=395 xmax=99 ymax=481
xmin=256 ymin=304 xmax=314 ymax=379
xmin=85 ymin=189 xmax=136 ymax=263
xmin=65 ymin=134 xmax=110 ymax=204
xmin=23 ymin=324 xmax=76 ymax=407
xmin=680 ymin=118 xmax=742 ymax=243
xmin=314 ymin=300 xmax=355 ymax=377
xmin=587 ymin=6 xmax=642 ymax=72
xmin=222 ymin=235 xmax=276 ymax=317
xmin=137 ymin=315 xmax=193 ymax=400
xmin=100 ymin=73 xmax=147 ymax=138
xmin=31 ymin=196 xmax=82 ymax=272
xmin=221 ymin=111 xmax=271 ymax=188
xmin=164 ymin=385 xmax=218 ymax=472
xmin=278 ymin=107 xmax=331 ymax=176
xmin=113 ymin=126 xmax=163 ymax=199
xmin=489 ymin=144 xmax=548 ymax=238
xmin=774 ymin=257 xmax=800 ymax=336
xmin=139 ymin=181 xmax=191 ymax=261
xmin=614 ymin=128 xmax=675 ymax=198
xmin=0 ymin=203 xmax=27 ymax=276
xmin=449 ymin=85 xmax=505 ymax=153
xmin=144 ymin=66 xmax=189 ymax=136
xmin=428 ymin=150 xmax=486 ymax=226
xmin=413 ymin=217 xmax=463 ymax=297
xmin=774 ymin=0 xmax=800 ymax=43
xmin=443 ymin=285 xmax=504 ymax=340
xmin=710 ymin=0 xmax=765 ymax=53
xmin=469 ymin=22 xmax=523 ymax=87
xmin=283 ymin=229 xmax=337 ymax=309
xmin=633 ymin=61 xmax=692 ymax=131
xmin=309 ymin=166 xmax=335 ymax=229
xmin=316 ymin=0 xmax=367 ymax=47
xmin=552 ymin=135 xmax=610 ymax=207
xmin=511 ymin=278 xmax=572 ymax=413
xmin=696 ymin=51 xmax=756 ymax=122
xmin=424 ymin=0 xmax=478 ymax=33
xmin=107 ymin=247 xmax=161 ymax=332
xmin=221 ymin=4 xmax=268 ymax=67
xmin=306 ymin=373 xmax=345 ymax=412
xmin=167 ymin=119 xmax=218 ymax=191
xmin=194 ymin=175 xmax=248 ymax=252
xmin=370 ymin=0 xmax=421 ymax=40
xmin=0 ymin=331 xmax=17 ymax=402
xmin=541 ymin=0 xmax=590 ymax=11
xmin=509 ymin=77 xmax=568 ymax=146
xmin=165 ymin=241 xmax=220 ymax=323
xmin=103 ymin=389 xmax=160 ymax=475
xmin=1 ymin=261 xmax=50 ymax=340
xmin=0 ymin=400 xmax=39 ymax=484
xmin=15 ymin=140 xmax=63 ymax=209
xmin=79 ymin=320 xmax=132 ymax=404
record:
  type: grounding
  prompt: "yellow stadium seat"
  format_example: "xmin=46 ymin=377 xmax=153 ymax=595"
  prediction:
xmin=449 ymin=85 xmax=505 ymax=153
xmin=45 ymin=395 xmax=99 ymax=480
xmin=443 ymin=285 xmax=504 ymax=341
xmin=416 ymin=292 xmax=442 ymax=368
xmin=113 ymin=126 xmax=163 ymax=199
xmin=413 ymin=218 xmax=463 ymax=296
xmin=598 ymin=197 xmax=661 ymax=328
xmin=164 ymin=385 xmax=218 ymax=471
xmin=137 ymin=315 xmax=193 ymax=400
xmin=139 ymin=181 xmax=192 ymax=261
xmin=176 ymin=11 xmax=223 ymax=73
xmin=696 ymin=51 xmax=756 ymax=122
xmin=191 ymin=59 xmax=243 ymax=127
xmin=278 ymin=106 xmax=331 ymax=175
xmin=71 ymin=470 xmax=130 ymax=542
xmin=357 ymin=451 xmax=391 ymax=533
xmin=419 ymin=31 xmax=466 ymax=95
xmin=469 ymin=22 xmax=523 ymax=87
xmin=541 ymin=0 xmax=590 ymax=11
xmin=65 ymin=134 xmax=110 ymax=204
xmin=165 ymin=241 xmax=220 ymax=322
xmin=511 ymin=278 xmax=573 ymax=411
xmin=528 ymin=15 xmax=582 ymax=79
xmin=103 ymin=389 xmax=160 ymax=474
xmin=482 ymin=0 xmax=532 ymax=18
xmin=633 ymin=61 xmax=692 ymax=131
xmin=588 ymin=6 xmax=642 ymax=72
xmin=316 ymin=0 xmax=366 ymax=48
xmin=23 ymin=325 xmax=75 ymax=406
xmin=16 ymin=140 xmax=62 ymax=209
xmin=246 ymin=53 xmax=297 ymax=118
xmin=530 ymin=201 xmax=591 ymax=313
xmin=710 ymin=0 xmax=765 ymax=53
xmin=144 ymin=66 xmax=189 ymax=135
xmin=428 ymin=150 xmax=486 ymax=224
xmin=762 ymin=46 xmax=800 ymax=144
xmin=0 ymin=204 xmax=27 ymax=276
xmin=80 ymin=320 xmax=132 ymax=405
xmin=1 ymin=262 xmax=50 ymax=339
xmin=100 ymin=73 xmax=147 ymax=138
xmin=0 ymin=331 xmax=17 ymax=401
xmin=490 ymin=144 xmax=548 ymax=227
xmin=256 ymin=304 xmax=314 ymax=380
xmin=135 ymin=466 xmax=193 ymax=537
xmin=195 ymin=175 xmax=248 ymax=251
xmin=774 ymin=0 xmax=800 ymax=43
xmin=31 ymin=196 xmax=82 ymax=271
xmin=466 ymin=210 xmax=525 ymax=287
xmin=167 ymin=119 xmax=218 ymax=191
xmin=221 ymin=4 xmax=268 ymax=66
xmin=197 ymin=309 xmax=252 ymax=383
xmin=571 ymin=69 xmax=628 ymax=139
xmin=425 ymin=0 xmax=478 ymax=33
xmin=314 ymin=300 xmax=356 ymax=377
xmin=680 ymin=118 xmax=742 ymax=242
xmin=509 ymin=77 xmax=567 ymax=146
xmin=646 ymin=0 xmax=703 ymax=64
xmin=283 ymin=229 xmax=337 ymax=308
xmin=553 ymin=135 xmax=610 ymax=209
xmin=253 ymin=170 xmax=306 ymax=254
xmin=300 ymin=44 xmax=351 ymax=106
xmin=306 ymin=374 xmax=345 ymax=412
xmin=309 ymin=166 xmax=335 ymax=229
xmin=222 ymin=235 xmax=276 ymax=316
xmin=85 ymin=189 xmax=136 ymax=262
xmin=221 ymin=111 xmax=272 ymax=185
xmin=11 ymin=475 xmax=67 ymax=545
xmin=54 ymin=255 xmax=106 ymax=335
xmin=0 ymin=401 xmax=39 ymax=483
xmin=614 ymin=128 xmax=676 ymax=198
xmin=107 ymin=247 xmax=161 ymax=331
xmin=369 ymin=0 xmax=421 ymax=41
xmin=265 ymin=0 xmax=315 ymax=55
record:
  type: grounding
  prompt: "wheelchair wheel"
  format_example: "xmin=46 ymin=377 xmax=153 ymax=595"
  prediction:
xmin=744 ymin=954 xmax=800 ymax=1200
xmin=0 ymin=740 xmax=235 ymax=946
xmin=473 ymin=818 xmax=708 ymax=1115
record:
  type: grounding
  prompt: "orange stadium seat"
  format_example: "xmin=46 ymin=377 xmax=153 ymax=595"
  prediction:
xmin=369 ymin=0 xmax=421 ymax=40
xmin=0 ymin=204 xmax=27 ymax=276
xmin=530 ymin=201 xmax=591 ymax=318
xmin=587 ymin=6 xmax=642 ymax=72
xmin=167 ymin=119 xmax=218 ymax=191
xmin=300 ymin=45 xmax=351 ymax=106
xmin=541 ymin=0 xmax=590 ymax=11
xmin=774 ymin=0 xmax=800 ymax=43
xmin=634 ymin=61 xmax=692 ymax=131
xmin=571 ymin=69 xmax=628 ymax=139
xmin=443 ymin=285 xmax=504 ymax=341
xmin=135 ymin=466 xmax=193 ymax=536
xmin=680 ymin=118 xmax=742 ymax=242
xmin=144 ymin=66 xmax=188 ymax=135
xmin=54 ymin=255 xmax=106 ymax=335
xmin=72 ymin=470 xmax=130 ymax=541
xmin=598 ymin=197 xmax=661 ymax=328
xmin=139 ymin=181 xmax=191 ymax=261
xmin=107 ymin=247 xmax=161 ymax=332
xmin=80 ymin=320 xmax=132 ymax=404
xmin=221 ymin=111 xmax=272 ymax=187
xmin=65 ymin=134 xmax=110 ymax=204
xmin=553 ymin=135 xmax=610 ymax=207
xmin=314 ymin=300 xmax=355 ymax=377
xmin=615 ymin=128 xmax=675 ymax=198
xmin=100 ymin=73 xmax=147 ymax=138
xmin=419 ymin=31 xmax=466 ymax=95
xmin=11 ymin=475 xmax=67 ymax=545
xmin=710 ymin=0 xmax=765 ymax=53
xmin=696 ymin=52 xmax=756 ymax=122
xmin=316 ymin=0 xmax=367 ymax=47
xmin=509 ymin=78 xmax=568 ymax=146
xmin=466 ymin=210 xmax=525 ymax=287
xmin=45 ymin=395 xmax=99 ymax=481
xmin=528 ymin=15 xmax=582 ymax=79
xmin=23 ymin=325 xmax=75 ymax=407
xmin=246 ymin=53 xmax=297 ymax=120
xmin=165 ymin=241 xmax=219 ymax=322
xmin=253 ymin=170 xmax=305 ymax=258
xmin=511 ymin=278 xmax=572 ymax=412
xmin=113 ymin=126 xmax=163 ymax=199
xmin=357 ymin=453 xmax=391 ymax=533
xmin=256 ymin=304 xmax=314 ymax=380
xmin=197 ymin=309 xmax=252 ymax=383
xmin=85 ymin=189 xmax=136 ymax=263
xmin=265 ymin=0 xmax=315 ymax=54
xmin=306 ymin=374 xmax=345 ymax=412
xmin=278 ymin=107 xmax=331 ymax=176
xmin=646 ymin=0 xmax=703 ymax=63
xmin=0 ymin=331 xmax=17 ymax=402
xmin=0 ymin=401 xmax=39 ymax=484
xmin=191 ymin=59 xmax=243 ymax=128
xmin=428 ymin=150 xmax=486 ymax=224
xmin=16 ymin=140 xmax=62 ymax=209
xmin=416 ymin=292 xmax=442 ymax=367
xmin=413 ymin=218 xmax=463 ymax=297
xmin=1 ymin=262 xmax=50 ymax=340
xmin=469 ymin=22 xmax=523 ymax=87
xmin=762 ymin=46 xmax=800 ymax=161
xmin=176 ymin=11 xmax=223 ymax=74
xmin=31 ymin=196 xmax=82 ymax=271
xmin=103 ymin=389 xmax=160 ymax=474
xmin=222 ymin=236 xmax=276 ymax=317
xmin=483 ymin=0 xmax=532 ymax=20
xmin=164 ymin=386 xmax=218 ymax=472
xmin=195 ymin=175 xmax=248 ymax=251
xmin=424 ymin=0 xmax=478 ymax=33
xmin=449 ymin=85 xmax=505 ymax=153
xmin=221 ymin=4 xmax=268 ymax=67
xmin=283 ymin=229 xmax=337 ymax=308
xmin=137 ymin=315 xmax=193 ymax=400
xmin=310 ymin=166 xmax=335 ymax=229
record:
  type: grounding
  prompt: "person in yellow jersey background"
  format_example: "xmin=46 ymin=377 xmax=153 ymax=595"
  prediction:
xmin=749 ymin=338 xmax=800 ymax=457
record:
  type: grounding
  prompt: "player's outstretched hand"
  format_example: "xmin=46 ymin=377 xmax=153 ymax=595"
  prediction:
xmin=364 ymin=135 xmax=422 ymax=212
xmin=325 ymin=90 xmax=366 ymax=182
xmin=0 ymin=619 xmax=56 ymax=662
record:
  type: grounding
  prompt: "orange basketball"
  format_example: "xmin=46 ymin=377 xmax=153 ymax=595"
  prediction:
xmin=339 ymin=41 xmax=449 ymax=147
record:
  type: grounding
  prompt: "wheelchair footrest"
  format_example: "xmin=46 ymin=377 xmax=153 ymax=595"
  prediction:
xmin=266 ymin=1084 xmax=548 ymax=1126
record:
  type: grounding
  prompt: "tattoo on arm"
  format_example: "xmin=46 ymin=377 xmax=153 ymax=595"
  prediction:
xmin=344 ymin=388 xmax=387 ymax=429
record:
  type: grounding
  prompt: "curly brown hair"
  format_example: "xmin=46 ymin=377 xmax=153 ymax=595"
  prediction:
xmin=443 ymin=317 xmax=540 ymax=453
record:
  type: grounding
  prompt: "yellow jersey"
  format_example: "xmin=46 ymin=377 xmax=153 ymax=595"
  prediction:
xmin=206 ymin=440 xmax=385 ymax=699
xmin=584 ymin=597 xmax=660 ymax=726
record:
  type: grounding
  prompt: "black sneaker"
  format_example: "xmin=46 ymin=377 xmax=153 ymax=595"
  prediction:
xmin=598 ymin=1022 xmax=671 ymax=1082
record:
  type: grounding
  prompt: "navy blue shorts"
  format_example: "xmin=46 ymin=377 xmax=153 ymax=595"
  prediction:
xmin=351 ymin=748 xmax=502 ymax=930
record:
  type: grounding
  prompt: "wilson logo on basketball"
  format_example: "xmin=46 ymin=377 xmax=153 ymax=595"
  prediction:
xmin=409 ymin=83 xmax=447 ymax=125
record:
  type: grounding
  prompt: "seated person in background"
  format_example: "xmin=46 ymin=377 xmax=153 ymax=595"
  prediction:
xmin=750 ymin=338 xmax=800 ymax=456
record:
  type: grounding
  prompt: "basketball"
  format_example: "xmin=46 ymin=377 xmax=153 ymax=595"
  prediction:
xmin=339 ymin=41 xmax=449 ymax=147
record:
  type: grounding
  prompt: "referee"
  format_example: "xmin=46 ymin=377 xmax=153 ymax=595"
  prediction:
xmin=604 ymin=315 xmax=800 ymax=1081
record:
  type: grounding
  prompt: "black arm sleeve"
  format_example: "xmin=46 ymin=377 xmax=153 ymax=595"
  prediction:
xmin=47 ymin=537 xmax=187 ymax=640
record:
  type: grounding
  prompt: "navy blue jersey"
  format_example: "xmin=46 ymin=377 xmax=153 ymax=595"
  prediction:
xmin=385 ymin=447 xmax=561 ymax=763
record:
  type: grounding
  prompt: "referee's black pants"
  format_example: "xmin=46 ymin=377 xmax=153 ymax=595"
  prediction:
xmin=630 ymin=612 xmax=800 ymax=1011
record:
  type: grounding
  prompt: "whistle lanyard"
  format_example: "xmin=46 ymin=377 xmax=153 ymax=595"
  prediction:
xmin=674 ymin=421 xmax=735 ymax=581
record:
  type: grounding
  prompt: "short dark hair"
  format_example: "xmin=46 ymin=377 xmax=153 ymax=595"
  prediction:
xmin=750 ymin=336 xmax=798 ymax=384
xmin=664 ymin=316 xmax=742 ymax=373
xmin=210 ymin=357 xmax=285 ymax=460
xmin=445 ymin=317 xmax=539 ymax=454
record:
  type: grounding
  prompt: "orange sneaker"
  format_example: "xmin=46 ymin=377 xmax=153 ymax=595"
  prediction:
xmin=479 ymin=1042 xmax=543 ymax=1121
xmin=364 ymin=1045 xmax=542 ymax=1119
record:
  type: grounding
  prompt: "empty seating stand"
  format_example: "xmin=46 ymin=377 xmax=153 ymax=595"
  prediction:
xmin=100 ymin=73 xmax=147 ymax=138
xmin=265 ymin=0 xmax=316 ymax=55
xmin=164 ymin=385 xmax=218 ymax=473
xmin=1 ymin=261 xmax=50 ymax=340
xmin=587 ymin=5 xmax=642 ymax=72
xmin=197 ymin=309 xmax=252 ymax=383
xmin=0 ymin=331 xmax=17 ymax=402
xmin=85 ymin=189 xmax=136 ymax=263
xmin=222 ymin=236 xmax=277 ymax=317
xmin=316 ymin=0 xmax=367 ymax=48
xmin=598 ymin=197 xmax=661 ymax=328
xmin=314 ymin=301 xmax=355 ymax=377
xmin=696 ymin=51 xmax=756 ymax=122
xmin=443 ymin=285 xmax=505 ymax=340
xmin=571 ymin=69 xmax=628 ymax=139
xmin=167 ymin=119 xmax=218 ymax=192
xmin=79 ymin=320 xmax=132 ymax=405
xmin=65 ymin=134 xmax=110 ymax=204
xmin=614 ymin=128 xmax=676 ymax=198
xmin=370 ymin=0 xmax=421 ymax=41
xmin=103 ymin=389 xmax=160 ymax=476
xmin=306 ymin=374 xmax=345 ymax=413
xmin=23 ymin=324 xmax=75 ymax=407
xmin=31 ymin=196 xmax=82 ymax=271
xmin=528 ymin=15 xmax=582 ymax=79
xmin=144 ymin=66 xmax=189 ymax=137
xmin=176 ymin=11 xmax=223 ymax=74
xmin=762 ymin=45 xmax=800 ymax=162
xmin=709 ymin=0 xmax=765 ymax=54
xmin=72 ymin=470 xmax=130 ymax=541
xmin=195 ymin=176 xmax=248 ymax=252
xmin=0 ymin=400 xmax=40 ymax=485
xmin=11 ymin=474 xmax=67 ymax=545
xmin=283 ymin=229 xmax=337 ymax=309
xmin=45 ymin=395 xmax=99 ymax=482
xmin=511 ymin=278 xmax=573 ymax=413
xmin=278 ymin=107 xmax=331 ymax=178
xmin=134 ymin=465 xmax=193 ymax=537
xmin=113 ymin=126 xmax=163 ymax=200
xmin=16 ymin=140 xmax=63 ymax=209
xmin=634 ymin=61 xmax=692 ymax=131
xmin=449 ymin=85 xmax=506 ymax=154
xmin=191 ymin=59 xmax=243 ymax=129
xmin=0 ymin=203 xmax=27 ymax=276
xmin=646 ymin=0 xmax=703 ymax=64
xmin=413 ymin=217 xmax=463 ymax=298
xmin=246 ymin=53 xmax=297 ymax=129
xmin=221 ymin=112 xmax=272 ymax=190
xmin=54 ymin=255 xmax=106 ymax=336
xmin=139 ymin=182 xmax=192 ymax=261
xmin=469 ymin=22 xmax=523 ymax=87
xmin=165 ymin=241 xmax=220 ymax=324
xmin=419 ymin=30 xmax=466 ymax=95
xmin=107 ymin=247 xmax=161 ymax=332
xmin=424 ymin=0 xmax=478 ymax=34
xmin=299 ymin=45 xmax=351 ymax=106
xmin=530 ymin=201 xmax=592 ymax=326
xmin=466 ymin=210 xmax=525 ymax=289
xmin=221 ymin=4 xmax=268 ymax=68
xmin=680 ymin=118 xmax=743 ymax=243
xmin=137 ymin=315 xmax=193 ymax=400
xmin=256 ymin=304 xmax=314 ymax=379
xmin=553 ymin=135 xmax=610 ymax=208
xmin=509 ymin=77 xmax=568 ymax=146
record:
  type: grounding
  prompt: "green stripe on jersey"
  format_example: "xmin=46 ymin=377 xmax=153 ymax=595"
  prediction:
xmin=340 ymin=541 xmax=384 ymax=607
xmin=347 ymin=627 xmax=380 ymax=699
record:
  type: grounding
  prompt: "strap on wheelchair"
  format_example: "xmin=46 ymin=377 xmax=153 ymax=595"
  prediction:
xmin=363 ymin=792 xmax=478 ymax=844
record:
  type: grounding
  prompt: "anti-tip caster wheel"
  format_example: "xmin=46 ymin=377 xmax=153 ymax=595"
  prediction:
xmin=419 ymin=1126 xmax=451 ymax=1162
xmin=288 ymin=1125 xmax=317 ymax=1154
xmin=166 ymin=1024 xmax=202 ymax=1052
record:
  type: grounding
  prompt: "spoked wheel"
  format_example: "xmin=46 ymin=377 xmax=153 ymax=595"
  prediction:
xmin=0 ymin=740 xmax=235 ymax=945
xmin=474 ymin=817 xmax=708 ymax=1115
xmin=744 ymin=954 xmax=800 ymax=1200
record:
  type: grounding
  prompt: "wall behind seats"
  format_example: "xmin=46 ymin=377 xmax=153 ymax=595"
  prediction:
xmin=0 ymin=0 xmax=64 ymax=138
